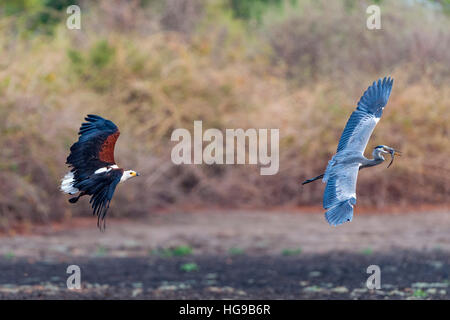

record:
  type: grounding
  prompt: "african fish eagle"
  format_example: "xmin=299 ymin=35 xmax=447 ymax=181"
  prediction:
xmin=60 ymin=114 xmax=139 ymax=229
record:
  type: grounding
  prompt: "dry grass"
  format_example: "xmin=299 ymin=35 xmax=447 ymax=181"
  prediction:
xmin=0 ymin=0 xmax=449 ymax=228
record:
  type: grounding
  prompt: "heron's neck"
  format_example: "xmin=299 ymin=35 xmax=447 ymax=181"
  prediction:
xmin=360 ymin=153 xmax=384 ymax=169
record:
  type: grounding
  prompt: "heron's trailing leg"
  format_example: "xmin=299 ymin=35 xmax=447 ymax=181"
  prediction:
xmin=302 ymin=174 xmax=324 ymax=185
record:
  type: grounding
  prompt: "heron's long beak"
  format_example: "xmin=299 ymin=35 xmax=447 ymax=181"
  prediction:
xmin=384 ymin=147 xmax=401 ymax=156
xmin=386 ymin=148 xmax=401 ymax=168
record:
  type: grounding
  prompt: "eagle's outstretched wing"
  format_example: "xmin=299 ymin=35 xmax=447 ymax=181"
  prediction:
xmin=66 ymin=114 xmax=120 ymax=183
xmin=323 ymin=77 xmax=394 ymax=226
xmin=75 ymin=168 xmax=123 ymax=229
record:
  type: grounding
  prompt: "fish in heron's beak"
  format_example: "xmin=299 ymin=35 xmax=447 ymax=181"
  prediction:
xmin=385 ymin=147 xmax=402 ymax=168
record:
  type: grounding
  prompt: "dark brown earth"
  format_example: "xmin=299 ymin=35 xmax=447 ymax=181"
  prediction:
xmin=0 ymin=210 xmax=449 ymax=299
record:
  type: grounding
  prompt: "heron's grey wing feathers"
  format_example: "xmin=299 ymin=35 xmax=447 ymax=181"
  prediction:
xmin=323 ymin=163 xmax=359 ymax=209
xmin=336 ymin=77 xmax=394 ymax=153
xmin=336 ymin=110 xmax=378 ymax=153
xmin=323 ymin=162 xmax=359 ymax=226
xmin=325 ymin=197 xmax=356 ymax=226
xmin=357 ymin=77 xmax=393 ymax=117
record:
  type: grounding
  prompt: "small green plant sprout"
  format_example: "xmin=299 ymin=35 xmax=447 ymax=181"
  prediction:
xmin=95 ymin=245 xmax=108 ymax=257
xmin=171 ymin=245 xmax=193 ymax=257
xmin=229 ymin=247 xmax=245 ymax=255
xmin=413 ymin=289 xmax=428 ymax=298
xmin=152 ymin=245 xmax=194 ymax=257
xmin=4 ymin=252 xmax=15 ymax=260
xmin=281 ymin=248 xmax=302 ymax=256
xmin=180 ymin=262 xmax=199 ymax=272
xmin=361 ymin=248 xmax=374 ymax=255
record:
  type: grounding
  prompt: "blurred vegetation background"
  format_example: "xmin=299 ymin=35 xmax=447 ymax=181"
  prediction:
xmin=0 ymin=0 xmax=449 ymax=229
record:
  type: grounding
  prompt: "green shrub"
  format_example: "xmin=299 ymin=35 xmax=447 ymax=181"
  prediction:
xmin=228 ymin=0 xmax=290 ymax=21
xmin=229 ymin=248 xmax=245 ymax=255
xmin=1 ymin=0 xmax=80 ymax=35
xmin=282 ymin=248 xmax=302 ymax=256
xmin=180 ymin=262 xmax=199 ymax=272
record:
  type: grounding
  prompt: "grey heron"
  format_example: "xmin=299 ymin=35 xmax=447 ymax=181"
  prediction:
xmin=302 ymin=77 xmax=401 ymax=226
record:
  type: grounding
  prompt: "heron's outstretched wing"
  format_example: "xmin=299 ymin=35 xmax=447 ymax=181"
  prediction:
xmin=323 ymin=163 xmax=359 ymax=226
xmin=336 ymin=77 xmax=394 ymax=154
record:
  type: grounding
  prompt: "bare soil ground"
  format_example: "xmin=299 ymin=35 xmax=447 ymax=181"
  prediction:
xmin=0 ymin=210 xmax=449 ymax=299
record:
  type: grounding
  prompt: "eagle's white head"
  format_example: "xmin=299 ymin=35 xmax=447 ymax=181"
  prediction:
xmin=120 ymin=170 xmax=140 ymax=183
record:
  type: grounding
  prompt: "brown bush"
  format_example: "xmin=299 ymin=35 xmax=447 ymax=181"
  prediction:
xmin=0 ymin=0 xmax=448 ymax=228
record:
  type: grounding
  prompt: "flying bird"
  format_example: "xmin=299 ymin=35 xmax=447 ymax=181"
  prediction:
xmin=302 ymin=77 xmax=401 ymax=226
xmin=60 ymin=114 xmax=139 ymax=229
